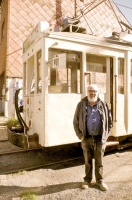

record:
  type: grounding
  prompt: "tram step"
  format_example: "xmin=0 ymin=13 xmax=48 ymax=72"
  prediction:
xmin=106 ymin=141 xmax=119 ymax=146
xmin=118 ymin=141 xmax=132 ymax=150
xmin=28 ymin=133 xmax=40 ymax=148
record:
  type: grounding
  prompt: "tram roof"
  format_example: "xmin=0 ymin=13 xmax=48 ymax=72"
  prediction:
xmin=23 ymin=30 xmax=132 ymax=54
xmin=49 ymin=31 xmax=132 ymax=47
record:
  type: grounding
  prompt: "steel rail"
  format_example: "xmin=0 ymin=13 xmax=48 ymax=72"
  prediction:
xmin=0 ymin=156 xmax=83 ymax=175
xmin=0 ymin=147 xmax=42 ymax=156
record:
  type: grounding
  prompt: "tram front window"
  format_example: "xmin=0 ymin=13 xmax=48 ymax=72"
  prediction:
xmin=48 ymin=49 xmax=82 ymax=94
xmin=86 ymin=54 xmax=106 ymax=94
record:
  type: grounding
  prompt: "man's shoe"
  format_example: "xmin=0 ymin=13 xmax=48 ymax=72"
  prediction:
xmin=96 ymin=182 xmax=108 ymax=191
xmin=81 ymin=181 xmax=91 ymax=189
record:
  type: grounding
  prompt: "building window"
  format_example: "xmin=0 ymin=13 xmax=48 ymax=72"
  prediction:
xmin=0 ymin=0 xmax=5 ymax=17
xmin=1 ymin=20 xmax=5 ymax=40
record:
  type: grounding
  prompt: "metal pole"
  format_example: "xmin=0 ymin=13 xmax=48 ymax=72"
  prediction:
xmin=74 ymin=0 xmax=77 ymax=18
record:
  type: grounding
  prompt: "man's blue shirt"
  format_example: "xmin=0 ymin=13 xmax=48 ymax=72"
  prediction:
xmin=87 ymin=102 xmax=102 ymax=136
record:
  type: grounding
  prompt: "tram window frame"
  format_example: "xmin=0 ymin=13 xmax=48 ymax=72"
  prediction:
xmin=86 ymin=54 xmax=106 ymax=94
xmin=27 ymin=55 xmax=35 ymax=95
xmin=23 ymin=62 xmax=27 ymax=95
xmin=48 ymin=48 xmax=82 ymax=94
xmin=36 ymin=50 xmax=42 ymax=94
xmin=118 ymin=58 xmax=124 ymax=94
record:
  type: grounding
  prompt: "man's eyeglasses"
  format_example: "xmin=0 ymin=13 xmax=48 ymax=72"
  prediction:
xmin=88 ymin=90 xmax=97 ymax=93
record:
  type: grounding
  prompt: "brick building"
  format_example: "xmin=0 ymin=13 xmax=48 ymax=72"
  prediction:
xmin=0 ymin=0 xmax=131 ymax=117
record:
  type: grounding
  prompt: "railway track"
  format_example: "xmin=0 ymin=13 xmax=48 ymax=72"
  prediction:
xmin=0 ymin=139 xmax=132 ymax=175
xmin=0 ymin=141 xmax=83 ymax=174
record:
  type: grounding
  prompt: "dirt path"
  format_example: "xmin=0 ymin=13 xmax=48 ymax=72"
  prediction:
xmin=0 ymin=147 xmax=132 ymax=200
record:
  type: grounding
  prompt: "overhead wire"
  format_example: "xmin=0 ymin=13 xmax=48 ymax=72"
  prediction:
xmin=112 ymin=1 xmax=132 ymax=26
xmin=114 ymin=3 xmax=132 ymax=10
xmin=76 ymin=0 xmax=107 ymax=19
xmin=76 ymin=1 xmax=99 ymax=33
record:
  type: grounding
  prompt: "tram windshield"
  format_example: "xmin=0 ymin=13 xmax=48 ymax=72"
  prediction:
xmin=85 ymin=54 xmax=106 ymax=94
xmin=48 ymin=49 xmax=82 ymax=94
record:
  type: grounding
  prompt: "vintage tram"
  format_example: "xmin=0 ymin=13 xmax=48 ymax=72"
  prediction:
xmin=8 ymin=21 xmax=132 ymax=149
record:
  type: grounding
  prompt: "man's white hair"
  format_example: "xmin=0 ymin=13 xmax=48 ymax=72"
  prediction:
xmin=87 ymin=84 xmax=99 ymax=92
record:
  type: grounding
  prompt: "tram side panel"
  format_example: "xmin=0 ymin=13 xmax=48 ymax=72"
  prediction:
xmin=116 ymin=94 xmax=126 ymax=136
xmin=44 ymin=94 xmax=80 ymax=147
xmin=24 ymin=94 xmax=80 ymax=147
xmin=25 ymin=95 xmax=45 ymax=146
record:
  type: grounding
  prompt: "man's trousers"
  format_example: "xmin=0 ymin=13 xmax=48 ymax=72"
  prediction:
xmin=81 ymin=136 xmax=106 ymax=183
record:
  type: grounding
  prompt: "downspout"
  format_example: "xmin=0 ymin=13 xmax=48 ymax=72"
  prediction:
xmin=5 ymin=0 xmax=10 ymax=100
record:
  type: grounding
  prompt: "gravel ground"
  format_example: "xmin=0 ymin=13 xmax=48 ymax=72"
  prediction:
xmin=0 ymin=147 xmax=132 ymax=200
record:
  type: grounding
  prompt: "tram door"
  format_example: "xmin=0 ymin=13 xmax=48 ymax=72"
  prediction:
xmin=84 ymin=54 xmax=113 ymax=116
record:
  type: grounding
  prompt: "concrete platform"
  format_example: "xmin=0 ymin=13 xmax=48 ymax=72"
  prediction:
xmin=0 ymin=117 xmax=8 ymax=141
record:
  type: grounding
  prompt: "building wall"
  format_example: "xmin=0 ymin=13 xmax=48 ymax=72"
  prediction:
xmin=7 ymin=0 xmax=74 ymax=78
xmin=0 ymin=0 xmax=9 ymax=111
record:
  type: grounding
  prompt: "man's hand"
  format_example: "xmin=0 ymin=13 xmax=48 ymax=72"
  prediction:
xmin=81 ymin=136 xmax=84 ymax=141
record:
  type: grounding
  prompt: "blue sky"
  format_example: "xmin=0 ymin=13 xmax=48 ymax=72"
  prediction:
xmin=113 ymin=0 xmax=132 ymax=25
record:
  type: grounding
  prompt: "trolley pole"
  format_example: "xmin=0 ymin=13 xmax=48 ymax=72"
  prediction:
xmin=74 ymin=0 xmax=77 ymax=18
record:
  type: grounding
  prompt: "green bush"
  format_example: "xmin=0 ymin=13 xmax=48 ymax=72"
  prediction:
xmin=20 ymin=192 xmax=37 ymax=200
xmin=6 ymin=118 xmax=20 ymax=127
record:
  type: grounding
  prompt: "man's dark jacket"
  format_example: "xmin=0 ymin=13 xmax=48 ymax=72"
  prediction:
xmin=73 ymin=96 xmax=113 ymax=144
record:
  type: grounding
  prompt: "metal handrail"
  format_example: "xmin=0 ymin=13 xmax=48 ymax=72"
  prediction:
xmin=114 ymin=75 xmax=117 ymax=122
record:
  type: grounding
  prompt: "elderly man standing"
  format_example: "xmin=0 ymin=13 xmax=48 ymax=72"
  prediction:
xmin=73 ymin=84 xmax=112 ymax=191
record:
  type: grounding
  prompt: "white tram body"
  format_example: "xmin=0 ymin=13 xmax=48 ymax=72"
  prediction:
xmin=18 ymin=21 xmax=132 ymax=148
